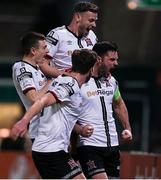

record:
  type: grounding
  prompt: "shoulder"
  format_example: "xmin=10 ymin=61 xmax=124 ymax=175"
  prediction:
xmin=12 ymin=61 xmax=26 ymax=70
xmin=57 ymin=75 xmax=78 ymax=86
xmin=49 ymin=75 xmax=79 ymax=97
xmin=110 ymin=75 xmax=119 ymax=87
xmin=47 ymin=25 xmax=67 ymax=37
xmin=51 ymin=75 xmax=79 ymax=91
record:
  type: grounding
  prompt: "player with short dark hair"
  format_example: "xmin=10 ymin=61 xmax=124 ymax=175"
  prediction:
xmin=38 ymin=1 xmax=99 ymax=77
xmin=74 ymin=41 xmax=132 ymax=179
xmin=12 ymin=31 xmax=51 ymax=142
xmin=11 ymin=49 xmax=98 ymax=179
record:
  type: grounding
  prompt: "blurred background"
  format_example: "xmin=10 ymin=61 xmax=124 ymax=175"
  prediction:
xmin=0 ymin=0 xmax=161 ymax=154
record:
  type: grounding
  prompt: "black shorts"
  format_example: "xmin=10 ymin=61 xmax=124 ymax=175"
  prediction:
xmin=77 ymin=146 xmax=120 ymax=178
xmin=32 ymin=150 xmax=82 ymax=179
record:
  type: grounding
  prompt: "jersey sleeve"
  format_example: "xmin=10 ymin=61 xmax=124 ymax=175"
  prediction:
xmin=48 ymin=77 xmax=76 ymax=102
xmin=15 ymin=66 xmax=36 ymax=94
xmin=113 ymin=80 xmax=121 ymax=101
xmin=46 ymin=30 xmax=59 ymax=57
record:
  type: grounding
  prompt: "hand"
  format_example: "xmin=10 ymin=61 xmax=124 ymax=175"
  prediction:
xmin=10 ymin=120 xmax=28 ymax=140
xmin=121 ymin=129 xmax=132 ymax=141
xmin=81 ymin=124 xmax=94 ymax=137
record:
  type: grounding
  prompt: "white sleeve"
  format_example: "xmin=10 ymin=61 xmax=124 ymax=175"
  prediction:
xmin=48 ymin=79 xmax=75 ymax=102
xmin=16 ymin=66 xmax=36 ymax=92
xmin=46 ymin=30 xmax=59 ymax=57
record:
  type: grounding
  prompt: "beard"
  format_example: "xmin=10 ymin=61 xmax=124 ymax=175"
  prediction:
xmin=98 ymin=66 xmax=109 ymax=78
xmin=78 ymin=26 xmax=90 ymax=37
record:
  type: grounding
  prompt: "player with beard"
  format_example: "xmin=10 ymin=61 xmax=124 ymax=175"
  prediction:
xmin=73 ymin=41 xmax=132 ymax=179
xmin=10 ymin=49 xmax=97 ymax=179
xmin=38 ymin=1 xmax=99 ymax=77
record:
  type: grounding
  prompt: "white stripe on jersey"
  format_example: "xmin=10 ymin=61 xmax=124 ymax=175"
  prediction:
xmin=32 ymin=75 xmax=83 ymax=153
xmin=12 ymin=61 xmax=47 ymax=139
xmin=46 ymin=25 xmax=97 ymax=70
xmin=78 ymin=76 xmax=120 ymax=147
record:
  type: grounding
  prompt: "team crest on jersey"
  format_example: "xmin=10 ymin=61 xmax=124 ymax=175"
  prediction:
xmin=100 ymin=77 xmax=112 ymax=87
xmin=84 ymin=38 xmax=93 ymax=46
xmin=68 ymin=159 xmax=78 ymax=170
xmin=87 ymin=160 xmax=96 ymax=170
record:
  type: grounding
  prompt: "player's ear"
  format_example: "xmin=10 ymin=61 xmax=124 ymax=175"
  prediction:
xmin=31 ymin=47 xmax=36 ymax=55
xmin=74 ymin=12 xmax=81 ymax=23
xmin=97 ymin=56 xmax=102 ymax=63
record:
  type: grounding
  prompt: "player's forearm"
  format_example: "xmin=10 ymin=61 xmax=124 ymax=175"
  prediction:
xmin=36 ymin=80 xmax=52 ymax=100
xmin=114 ymin=99 xmax=131 ymax=131
xmin=23 ymin=98 xmax=46 ymax=125
xmin=117 ymin=109 xmax=131 ymax=131
xmin=39 ymin=63 xmax=62 ymax=78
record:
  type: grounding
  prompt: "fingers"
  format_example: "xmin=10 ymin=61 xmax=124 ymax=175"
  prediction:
xmin=81 ymin=124 xmax=94 ymax=137
xmin=10 ymin=123 xmax=27 ymax=140
xmin=122 ymin=129 xmax=132 ymax=141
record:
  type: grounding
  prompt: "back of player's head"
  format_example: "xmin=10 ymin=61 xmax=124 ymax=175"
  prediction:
xmin=71 ymin=49 xmax=97 ymax=74
xmin=21 ymin=31 xmax=45 ymax=55
xmin=73 ymin=1 xmax=99 ymax=14
xmin=92 ymin=41 xmax=118 ymax=57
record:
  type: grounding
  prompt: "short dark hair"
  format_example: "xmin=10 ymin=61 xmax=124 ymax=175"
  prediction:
xmin=21 ymin=31 xmax=45 ymax=55
xmin=71 ymin=49 xmax=97 ymax=74
xmin=92 ymin=41 xmax=118 ymax=56
xmin=73 ymin=1 xmax=99 ymax=14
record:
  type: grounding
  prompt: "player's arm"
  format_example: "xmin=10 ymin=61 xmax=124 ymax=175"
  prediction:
xmin=113 ymin=93 xmax=132 ymax=141
xmin=38 ymin=59 xmax=63 ymax=78
xmin=10 ymin=92 xmax=56 ymax=140
xmin=73 ymin=122 xmax=94 ymax=137
xmin=25 ymin=80 xmax=52 ymax=104
xmin=38 ymin=30 xmax=65 ymax=78
xmin=25 ymin=79 xmax=52 ymax=104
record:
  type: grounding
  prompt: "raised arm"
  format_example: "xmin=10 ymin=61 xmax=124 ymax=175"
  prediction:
xmin=38 ymin=59 xmax=63 ymax=78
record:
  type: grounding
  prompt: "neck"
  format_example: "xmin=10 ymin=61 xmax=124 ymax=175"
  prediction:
xmin=23 ymin=55 xmax=36 ymax=66
xmin=68 ymin=20 xmax=79 ymax=37
xmin=92 ymin=69 xmax=110 ymax=78
xmin=70 ymin=72 xmax=86 ymax=87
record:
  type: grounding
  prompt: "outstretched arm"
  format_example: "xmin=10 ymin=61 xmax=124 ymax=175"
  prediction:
xmin=113 ymin=96 xmax=132 ymax=141
xmin=10 ymin=92 xmax=56 ymax=140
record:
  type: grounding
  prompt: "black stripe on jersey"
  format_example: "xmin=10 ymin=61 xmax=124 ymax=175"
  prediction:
xmin=78 ymin=38 xmax=83 ymax=48
xmin=94 ymin=77 xmax=111 ymax=147
xmin=59 ymin=83 xmax=74 ymax=96
xmin=46 ymin=36 xmax=58 ymax=46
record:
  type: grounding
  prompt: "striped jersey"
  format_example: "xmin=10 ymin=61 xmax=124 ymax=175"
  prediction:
xmin=46 ymin=25 xmax=97 ymax=70
xmin=12 ymin=61 xmax=47 ymax=139
xmin=78 ymin=75 xmax=121 ymax=147
xmin=32 ymin=75 xmax=83 ymax=152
